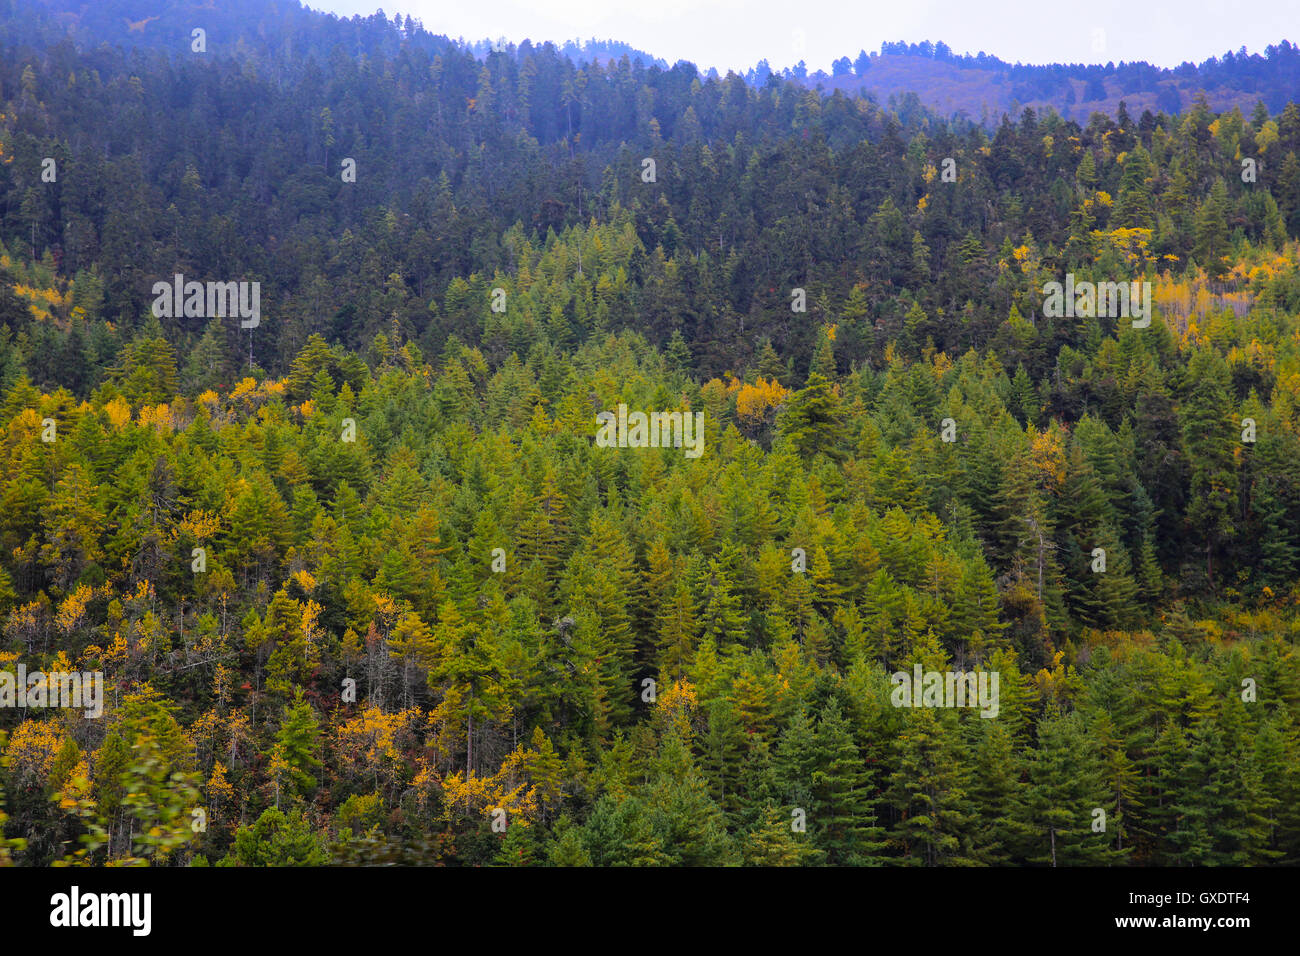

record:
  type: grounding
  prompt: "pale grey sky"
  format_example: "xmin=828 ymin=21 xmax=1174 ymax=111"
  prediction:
xmin=307 ymin=0 xmax=1298 ymax=73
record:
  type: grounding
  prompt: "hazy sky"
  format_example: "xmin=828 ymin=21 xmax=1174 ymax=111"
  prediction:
xmin=307 ymin=0 xmax=1297 ymax=73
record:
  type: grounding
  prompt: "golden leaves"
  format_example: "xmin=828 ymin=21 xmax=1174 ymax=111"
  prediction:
xmin=230 ymin=378 xmax=257 ymax=400
xmin=1088 ymin=226 xmax=1155 ymax=270
xmin=334 ymin=706 xmax=422 ymax=785
xmin=55 ymin=584 xmax=103 ymax=635
xmin=14 ymin=407 xmax=41 ymax=434
xmin=1027 ymin=423 xmax=1068 ymax=492
xmin=300 ymin=599 xmax=323 ymax=646
xmin=6 ymin=597 xmax=47 ymax=636
xmin=3 ymin=719 xmax=64 ymax=787
xmin=441 ymin=745 xmax=540 ymax=825
xmin=12 ymin=282 xmax=63 ymax=323
xmin=136 ymin=402 xmax=176 ymax=433
xmin=104 ymin=396 xmax=131 ymax=430
xmin=371 ymin=592 xmax=399 ymax=631
xmin=56 ymin=758 xmax=92 ymax=812
xmin=655 ymin=678 xmax=698 ymax=740
xmin=175 ymin=510 xmax=221 ymax=541
xmin=1032 ymin=650 xmax=1077 ymax=709
xmin=735 ymin=376 xmax=791 ymax=426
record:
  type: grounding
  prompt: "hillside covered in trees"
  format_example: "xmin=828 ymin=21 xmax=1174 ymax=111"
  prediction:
xmin=0 ymin=0 xmax=1298 ymax=867
xmin=812 ymin=40 xmax=1300 ymax=124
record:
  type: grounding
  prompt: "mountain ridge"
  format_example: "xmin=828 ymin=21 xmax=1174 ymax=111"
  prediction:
xmin=4 ymin=1 xmax=1296 ymax=124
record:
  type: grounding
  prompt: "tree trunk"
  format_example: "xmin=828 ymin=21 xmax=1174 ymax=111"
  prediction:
xmin=466 ymin=706 xmax=473 ymax=782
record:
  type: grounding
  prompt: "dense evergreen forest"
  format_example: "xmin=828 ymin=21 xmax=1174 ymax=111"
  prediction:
xmin=0 ymin=0 xmax=1298 ymax=867
xmin=820 ymin=40 xmax=1300 ymax=122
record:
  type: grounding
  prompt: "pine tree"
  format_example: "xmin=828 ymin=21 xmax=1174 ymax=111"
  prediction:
xmin=493 ymin=821 xmax=537 ymax=866
xmin=275 ymin=686 xmax=323 ymax=799
xmin=581 ymin=795 xmax=670 ymax=867
xmin=696 ymin=558 xmax=748 ymax=646
xmin=811 ymin=698 xmax=885 ymax=864
xmin=656 ymin=579 xmax=699 ymax=681
xmin=774 ymin=707 xmax=819 ymax=812
xmin=1113 ymin=146 xmax=1155 ymax=228
xmin=966 ymin=721 xmax=1025 ymax=863
xmin=1017 ymin=712 xmax=1124 ymax=866
xmin=700 ymin=697 xmax=745 ymax=819
xmin=1193 ymin=179 xmax=1231 ymax=277
xmin=645 ymin=729 xmax=738 ymax=865
xmin=288 ymin=334 xmax=338 ymax=402
xmin=1093 ymin=713 xmax=1142 ymax=855
xmin=755 ymin=339 xmax=784 ymax=383
xmin=546 ymin=816 xmax=593 ymax=866
xmin=1181 ymin=349 xmax=1237 ymax=589
xmin=114 ymin=320 xmax=179 ymax=405
xmin=1010 ymin=363 xmax=1039 ymax=424
xmin=665 ymin=330 xmax=693 ymax=377
xmin=809 ymin=329 xmax=837 ymax=381
xmin=184 ymin=318 xmax=231 ymax=394
xmin=742 ymin=801 xmax=824 ymax=866
xmin=562 ymin=514 xmax=637 ymax=722
xmin=222 ymin=808 xmax=328 ymax=866
xmin=886 ymin=708 xmax=976 ymax=866
xmin=778 ymin=372 xmax=845 ymax=460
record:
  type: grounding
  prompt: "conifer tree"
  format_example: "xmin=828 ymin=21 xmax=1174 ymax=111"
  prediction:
xmin=886 ymin=708 xmax=976 ymax=866
xmin=275 ymin=687 xmax=323 ymax=799
xmin=1017 ymin=712 xmax=1123 ymax=866
xmin=811 ymin=698 xmax=885 ymax=864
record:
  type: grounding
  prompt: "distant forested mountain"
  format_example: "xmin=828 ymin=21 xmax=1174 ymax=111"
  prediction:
xmin=797 ymin=40 xmax=1300 ymax=122
xmin=7 ymin=1 xmax=1297 ymax=123
xmin=1 ymin=0 xmax=666 ymax=77
xmin=1 ymin=0 xmax=1298 ymax=380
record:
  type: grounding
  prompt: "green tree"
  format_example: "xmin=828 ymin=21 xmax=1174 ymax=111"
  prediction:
xmin=1181 ymin=349 xmax=1237 ymax=588
xmin=275 ymin=687 xmax=323 ymax=800
xmin=778 ymin=372 xmax=845 ymax=460
xmin=220 ymin=808 xmax=328 ymax=866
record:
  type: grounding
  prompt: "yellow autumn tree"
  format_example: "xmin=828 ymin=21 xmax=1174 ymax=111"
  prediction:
xmin=441 ymin=743 xmax=540 ymax=825
xmin=735 ymin=376 xmax=791 ymax=437
xmin=334 ymin=705 xmax=421 ymax=798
